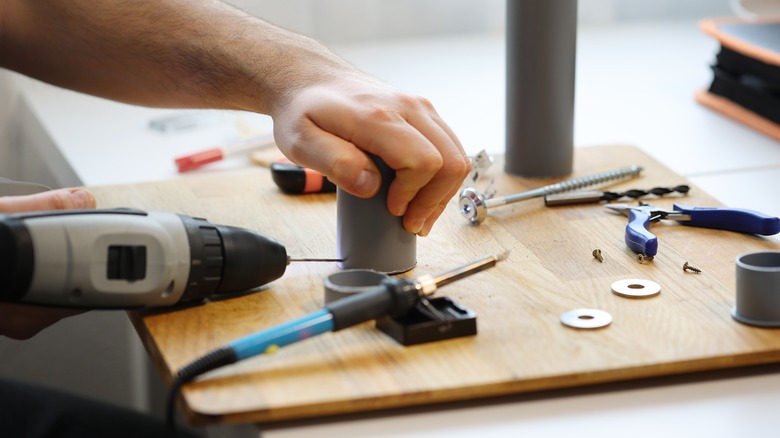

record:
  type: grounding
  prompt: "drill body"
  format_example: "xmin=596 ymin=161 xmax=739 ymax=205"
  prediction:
xmin=0 ymin=209 xmax=288 ymax=308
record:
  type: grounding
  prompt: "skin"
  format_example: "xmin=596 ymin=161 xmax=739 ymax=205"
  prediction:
xmin=0 ymin=0 xmax=470 ymax=236
xmin=0 ymin=189 xmax=96 ymax=339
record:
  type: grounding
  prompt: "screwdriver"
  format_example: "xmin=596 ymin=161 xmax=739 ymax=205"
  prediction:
xmin=270 ymin=159 xmax=336 ymax=194
xmin=174 ymin=134 xmax=276 ymax=173
xmin=166 ymin=252 xmax=508 ymax=426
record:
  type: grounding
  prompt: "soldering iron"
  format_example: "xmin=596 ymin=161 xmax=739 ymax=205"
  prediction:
xmin=166 ymin=252 xmax=507 ymax=428
xmin=0 ymin=208 xmax=336 ymax=308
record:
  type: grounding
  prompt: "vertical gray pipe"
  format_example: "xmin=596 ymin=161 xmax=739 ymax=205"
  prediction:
xmin=336 ymin=155 xmax=416 ymax=274
xmin=505 ymin=0 xmax=577 ymax=177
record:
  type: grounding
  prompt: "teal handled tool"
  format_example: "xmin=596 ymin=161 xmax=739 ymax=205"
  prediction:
xmin=166 ymin=252 xmax=507 ymax=429
xmin=606 ymin=202 xmax=780 ymax=257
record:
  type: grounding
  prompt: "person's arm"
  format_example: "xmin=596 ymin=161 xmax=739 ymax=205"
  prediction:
xmin=0 ymin=0 xmax=470 ymax=236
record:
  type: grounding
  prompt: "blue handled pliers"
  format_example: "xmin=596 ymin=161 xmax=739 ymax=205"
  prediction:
xmin=606 ymin=202 xmax=780 ymax=257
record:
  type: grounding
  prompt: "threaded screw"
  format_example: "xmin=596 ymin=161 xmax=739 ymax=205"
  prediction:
xmin=637 ymin=254 xmax=654 ymax=264
xmin=683 ymin=261 xmax=702 ymax=274
xmin=592 ymin=249 xmax=603 ymax=263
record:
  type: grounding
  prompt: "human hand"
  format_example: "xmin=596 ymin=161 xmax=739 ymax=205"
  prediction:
xmin=0 ymin=188 xmax=96 ymax=339
xmin=0 ymin=187 xmax=96 ymax=213
xmin=271 ymin=76 xmax=470 ymax=237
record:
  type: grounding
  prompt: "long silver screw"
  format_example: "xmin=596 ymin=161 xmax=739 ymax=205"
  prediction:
xmin=459 ymin=165 xmax=643 ymax=224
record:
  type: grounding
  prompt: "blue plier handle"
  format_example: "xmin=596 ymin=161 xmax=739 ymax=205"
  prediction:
xmin=607 ymin=203 xmax=780 ymax=257
xmin=672 ymin=203 xmax=780 ymax=235
xmin=623 ymin=208 xmax=657 ymax=256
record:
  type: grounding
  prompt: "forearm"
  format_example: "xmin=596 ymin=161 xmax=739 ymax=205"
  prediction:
xmin=1 ymin=0 xmax=470 ymax=237
xmin=0 ymin=0 xmax=357 ymax=114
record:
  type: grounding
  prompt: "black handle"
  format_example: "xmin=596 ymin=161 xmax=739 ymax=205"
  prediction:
xmin=270 ymin=161 xmax=336 ymax=194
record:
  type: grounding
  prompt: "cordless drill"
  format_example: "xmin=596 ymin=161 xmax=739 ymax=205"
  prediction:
xmin=0 ymin=209 xmax=291 ymax=308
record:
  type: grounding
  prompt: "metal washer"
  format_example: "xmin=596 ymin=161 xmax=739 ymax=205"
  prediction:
xmin=611 ymin=278 xmax=661 ymax=298
xmin=560 ymin=308 xmax=613 ymax=329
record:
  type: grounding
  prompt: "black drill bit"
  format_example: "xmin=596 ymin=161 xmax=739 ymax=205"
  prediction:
xmin=544 ymin=185 xmax=690 ymax=206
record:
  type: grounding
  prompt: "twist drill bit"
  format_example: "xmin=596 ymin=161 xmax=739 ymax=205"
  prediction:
xmin=545 ymin=185 xmax=690 ymax=206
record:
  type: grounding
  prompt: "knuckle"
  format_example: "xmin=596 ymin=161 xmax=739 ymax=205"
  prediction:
xmin=365 ymin=105 xmax=400 ymax=124
xmin=46 ymin=191 xmax=73 ymax=210
xmin=399 ymin=93 xmax=434 ymax=112
xmin=449 ymin=154 xmax=472 ymax=180
xmin=330 ymin=153 xmax=361 ymax=182
xmin=279 ymin=132 xmax=311 ymax=163
xmin=416 ymin=152 xmax=444 ymax=174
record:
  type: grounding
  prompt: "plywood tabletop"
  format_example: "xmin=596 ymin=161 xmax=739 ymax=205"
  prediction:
xmin=88 ymin=144 xmax=780 ymax=426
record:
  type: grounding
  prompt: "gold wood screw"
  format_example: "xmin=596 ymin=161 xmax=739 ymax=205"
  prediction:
xmin=637 ymin=254 xmax=654 ymax=264
xmin=592 ymin=249 xmax=603 ymax=263
xmin=683 ymin=261 xmax=702 ymax=274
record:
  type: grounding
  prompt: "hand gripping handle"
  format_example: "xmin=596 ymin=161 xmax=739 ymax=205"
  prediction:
xmin=673 ymin=204 xmax=780 ymax=236
xmin=625 ymin=209 xmax=658 ymax=257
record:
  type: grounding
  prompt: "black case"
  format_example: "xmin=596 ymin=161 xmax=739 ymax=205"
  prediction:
xmin=697 ymin=18 xmax=780 ymax=141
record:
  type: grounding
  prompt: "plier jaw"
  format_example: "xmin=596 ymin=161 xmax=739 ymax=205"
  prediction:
xmin=606 ymin=202 xmax=690 ymax=222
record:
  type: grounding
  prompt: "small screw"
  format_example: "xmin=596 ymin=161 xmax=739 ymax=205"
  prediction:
xmin=592 ymin=249 xmax=603 ymax=263
xmin=637 ymin=254 xmax=654 ymax=264
xmin=683 ymin=261 xmax=702 ymax=274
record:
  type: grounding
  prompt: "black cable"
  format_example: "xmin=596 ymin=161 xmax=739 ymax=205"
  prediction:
xmin=166 ymin=347 xmax=237 ymax=436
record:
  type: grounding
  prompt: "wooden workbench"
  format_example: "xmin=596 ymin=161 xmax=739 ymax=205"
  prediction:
xmin=89 ymin=145 xmax=780 ymax=426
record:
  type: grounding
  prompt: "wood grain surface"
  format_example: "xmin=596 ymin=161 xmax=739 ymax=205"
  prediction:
xmin=88 ymin=145 xmax=780 ymax=426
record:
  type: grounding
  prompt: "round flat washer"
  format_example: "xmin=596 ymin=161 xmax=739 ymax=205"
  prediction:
xmin=611 ymin=278 xmax=661 ymax=298
xmin=560 ymin=308 xmax=612 ymax=329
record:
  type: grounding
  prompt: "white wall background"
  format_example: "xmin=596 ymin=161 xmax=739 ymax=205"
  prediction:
xmin=224 ymin=0 xmax=733 ymax=44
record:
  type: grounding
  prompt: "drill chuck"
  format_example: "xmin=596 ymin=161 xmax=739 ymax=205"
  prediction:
xmin=0 ymin=209 xmax=288 ymax=308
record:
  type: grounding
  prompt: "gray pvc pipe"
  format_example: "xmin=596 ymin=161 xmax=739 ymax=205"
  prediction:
xmin=505 ymin=0 xmax=577 ymax=178
xmin=733 ymin=251 xmax=780 ymax=327
xmin=336 ymin=155 xmax=416 ymax=274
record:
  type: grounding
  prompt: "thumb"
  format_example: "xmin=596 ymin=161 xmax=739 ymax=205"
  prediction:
xmin=0 ymin=188 xmax=96 ymax=213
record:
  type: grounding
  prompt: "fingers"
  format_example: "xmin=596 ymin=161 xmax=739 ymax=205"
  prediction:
xmin=352 ymin=98 xmax=468 ymax=235
xmin=0 ymin=188 xmax=96 ymax=213
xmin=392 ymin=105 xmax=470 ymax=235
xmin=275 ymin=113 xmax=382 ymax=199
xmin=284 ymin=87 xmax=468 ymax=235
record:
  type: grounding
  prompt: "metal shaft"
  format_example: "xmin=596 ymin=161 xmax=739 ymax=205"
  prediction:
xmin=288 ymin=257 xmax=344 ymax=263
xmin=459 ymin=165 xmax=642 ymax=224
xmin=493 ymin=165 xmax=642 ymax=207
xmin=417 ymin=251 xmax=509 ymax=296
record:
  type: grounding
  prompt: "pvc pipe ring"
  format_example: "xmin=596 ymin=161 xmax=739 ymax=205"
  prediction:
xmin=323 ymin=269 xmax=390 ymax=304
